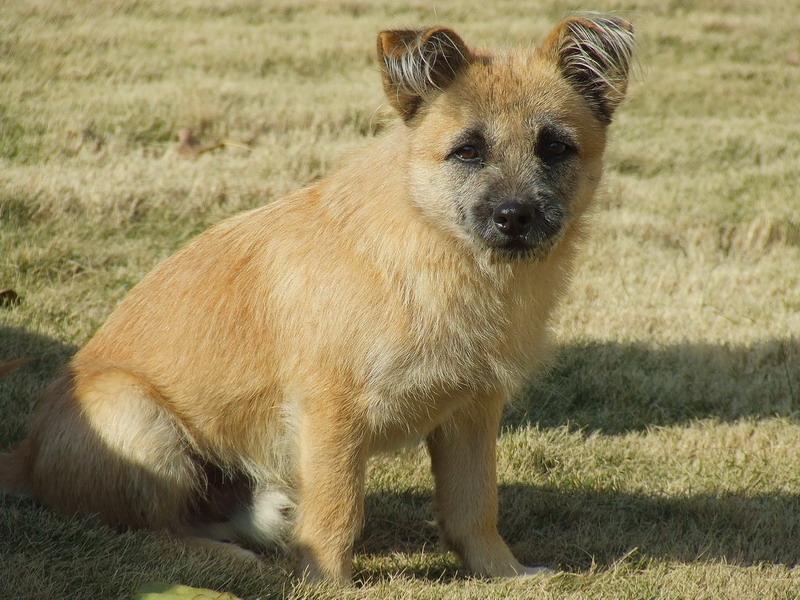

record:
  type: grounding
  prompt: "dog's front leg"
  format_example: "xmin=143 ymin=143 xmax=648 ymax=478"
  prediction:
xmin=426 ymin=394 xmax=533 ymax=577
xmin=294 ymin=398 xmax=367 ymax=584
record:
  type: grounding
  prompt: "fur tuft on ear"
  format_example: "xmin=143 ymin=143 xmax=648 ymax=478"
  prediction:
xmin=377 ymin=27 xmax=472 ymax=121
xmin=542 ymin=14 xmax=635 ymax=122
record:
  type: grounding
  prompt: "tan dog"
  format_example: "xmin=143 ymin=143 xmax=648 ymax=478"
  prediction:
xmin=0 ymin=14 xmax=634 ymax=583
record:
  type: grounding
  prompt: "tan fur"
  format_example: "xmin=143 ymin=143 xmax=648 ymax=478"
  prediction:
xmin=0 ymin=15 xmax=634 ymax=583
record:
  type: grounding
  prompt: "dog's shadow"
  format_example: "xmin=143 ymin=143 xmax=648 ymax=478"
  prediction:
xmin=0 ymin=325 xmax=77 ymax=443
xmin=507 ymin=338 xmax=800 ymax=435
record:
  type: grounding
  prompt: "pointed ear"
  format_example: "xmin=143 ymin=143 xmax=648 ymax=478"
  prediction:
xmin=377 ymin=27 xmax=472 ymax=121
xmin=541 ymin=14 xmax=635 ymax=122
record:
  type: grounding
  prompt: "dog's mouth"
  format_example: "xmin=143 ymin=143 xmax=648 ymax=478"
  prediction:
xmin=470 ymin=200 xmax=567 ymax=260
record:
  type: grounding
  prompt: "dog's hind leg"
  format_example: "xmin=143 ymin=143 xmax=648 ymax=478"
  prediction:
xmin=16 ymin=367 xmax=202 ymax=533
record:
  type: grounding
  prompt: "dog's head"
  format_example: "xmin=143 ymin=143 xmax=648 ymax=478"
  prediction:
xmin=378 ymin=15 xmax=634 ymax=260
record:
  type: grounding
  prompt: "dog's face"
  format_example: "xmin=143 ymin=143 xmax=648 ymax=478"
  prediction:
xmin=378 ymin=17 xmax=634 ymax=260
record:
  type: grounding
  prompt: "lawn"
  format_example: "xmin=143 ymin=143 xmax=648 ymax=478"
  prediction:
xmin=1 ymin=0 xmax=799 ymax=598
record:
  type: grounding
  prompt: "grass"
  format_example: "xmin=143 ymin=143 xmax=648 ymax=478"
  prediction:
xmin=1 ymin=0 xmax=799 ymax=598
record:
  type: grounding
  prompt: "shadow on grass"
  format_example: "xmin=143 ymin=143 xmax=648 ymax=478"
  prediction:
xmin=357 ymin=483 xmax=800 ymax=580
xmin=499 ymin=483 xmax=800 ymax=570
xmin=0 ymin=325 xmax=76 ymax=444
xmin=507 ymin=338 xmax=800 ymax=434
xmin=0 ymin=324 xmax=76 ymax=373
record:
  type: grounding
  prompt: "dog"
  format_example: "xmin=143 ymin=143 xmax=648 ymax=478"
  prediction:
xmin=0 ymin=14 xmax=634 ymax=583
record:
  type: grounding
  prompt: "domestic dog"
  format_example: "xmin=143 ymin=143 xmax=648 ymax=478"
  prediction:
xmin=0 ymin=14 xmax=634 ymax=583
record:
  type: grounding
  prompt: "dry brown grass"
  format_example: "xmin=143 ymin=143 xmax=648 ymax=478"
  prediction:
xmin=1 ymin=0 xmax=799 ymax=598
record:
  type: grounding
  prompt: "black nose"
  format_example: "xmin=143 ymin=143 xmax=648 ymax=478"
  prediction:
xmin=492 ymin=202 xmax=534 ymax=237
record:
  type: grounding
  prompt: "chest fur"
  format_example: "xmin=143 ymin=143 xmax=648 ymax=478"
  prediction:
xmin=359 ymin=259 xmax=558 ymax=443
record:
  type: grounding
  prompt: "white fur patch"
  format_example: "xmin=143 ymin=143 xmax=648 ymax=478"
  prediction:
xmin=230 ymin=487 xmax=296 ymax=547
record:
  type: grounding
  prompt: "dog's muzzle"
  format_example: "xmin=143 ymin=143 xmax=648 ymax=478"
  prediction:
xmin=474 ymin=197 xmax=566 ymax=259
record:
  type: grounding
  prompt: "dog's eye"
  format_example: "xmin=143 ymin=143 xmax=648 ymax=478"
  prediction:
xmin=452 ymin=145 xmax=481 ymax=163
xmin=545 ymin=141 xmax=568 ymax=156
xmin=537 ymin=139 xmax=575 ymax=163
